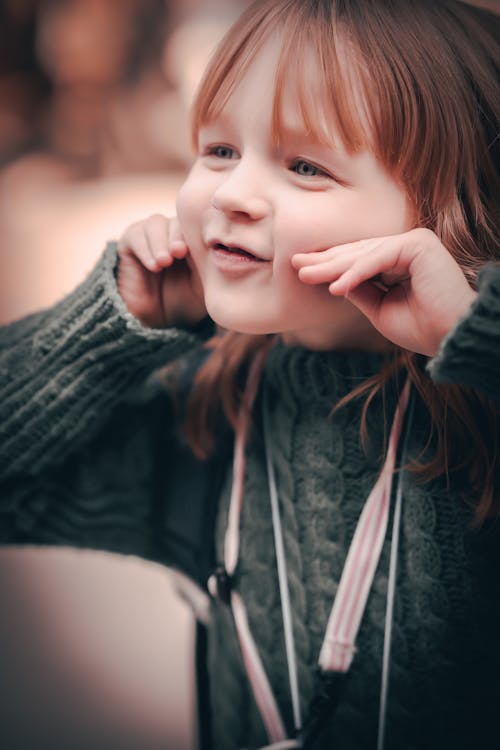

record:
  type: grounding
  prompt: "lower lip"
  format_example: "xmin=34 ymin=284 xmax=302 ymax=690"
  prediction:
xmin=210 ymin=247 xmax=270 ymax=275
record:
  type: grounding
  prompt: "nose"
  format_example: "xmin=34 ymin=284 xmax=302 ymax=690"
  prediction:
xmin=211 ymin=159 xmax=270 ymax=220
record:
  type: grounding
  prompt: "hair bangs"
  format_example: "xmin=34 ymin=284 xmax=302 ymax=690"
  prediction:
xmin=191 ymin=0 xmax=377 ymax=157
xmin=271 ymin=11 xmax=374 ymax=154
xmin=191 ymin=1 xmax=288 ymax=150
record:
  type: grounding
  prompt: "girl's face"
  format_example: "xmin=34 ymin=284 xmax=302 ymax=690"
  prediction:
xmin=177 ymin=34 xmax=412 ymax=350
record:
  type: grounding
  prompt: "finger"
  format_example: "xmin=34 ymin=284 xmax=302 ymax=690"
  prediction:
xmin=170 ymin=241 xmax=189 ymax=260
xmin=328 ymin=229 xmax=441 ymax=293
xmin=296 ymin=246 xmax=372 ymax=285
xmin=328 ymin=242 xmax=411 ymax=295
xmin=119 ymin=223 xmax=159 ymax=272
xmin=168 ymin=217 xmax=189 ymax=259
xmin=338 ymin=279 xmax=385 ymax=321
xmin=291 ymin=239 xmax=377 ymax=269
xmin=297 ymin=264 xmax=340 ymax=285
xmin=344 ymin=281 xmax=412 ymax=339
xmin=144 ymin=214 xmax=175 ymax=267
xmin=117 ymin=219 xmax=139 ymax=252
xmin=291 ymin=247 xmax=338 ymax=268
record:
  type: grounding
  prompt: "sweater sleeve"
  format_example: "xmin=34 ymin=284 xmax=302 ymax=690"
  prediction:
xmin=427 ymin=263 xmax=500 ymax=403
xmin=0 ymin=241 xmax=209 ymax=482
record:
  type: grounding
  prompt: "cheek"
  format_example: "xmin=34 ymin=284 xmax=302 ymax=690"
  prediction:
xmin=275 ymin=187 xmax=412 ymax=256
xmin=274 ymin=193 xmax=368 ymax=258
xmin=176 ymin=174 xmax=201 ymax=234
xmin=175 ymin=176 xmax=211 ymax=286
xmin=272 ymin=242 xmax=335 ymax=318
xmin=274 ymin=202 xmax=341 ymax=257
xmin=176 ymin=164 xmax=219 ymax=229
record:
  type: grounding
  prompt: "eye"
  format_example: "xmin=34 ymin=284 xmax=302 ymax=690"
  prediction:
xmin=205 ymin=144 xmax=237 ymax=160
xmin=290 ymin=159 xmax=329 ymax=178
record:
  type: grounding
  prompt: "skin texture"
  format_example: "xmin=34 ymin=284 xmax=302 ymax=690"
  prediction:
xmin=119 ymin=34 xmax=477 ymax=355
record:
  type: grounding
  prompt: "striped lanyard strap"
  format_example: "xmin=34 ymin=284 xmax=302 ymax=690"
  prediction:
xmin=208 ymin=345 xmax=411 ymax=748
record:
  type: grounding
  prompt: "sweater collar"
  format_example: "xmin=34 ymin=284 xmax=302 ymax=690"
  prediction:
xmin=263 ymin=339 xmax=392 ymax=405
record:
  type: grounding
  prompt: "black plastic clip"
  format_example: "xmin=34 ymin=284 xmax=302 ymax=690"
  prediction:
xmin=208 ymin=564 xmax=233 ymax=605
xmin=296 ymin=668 xmax=348 ymax=749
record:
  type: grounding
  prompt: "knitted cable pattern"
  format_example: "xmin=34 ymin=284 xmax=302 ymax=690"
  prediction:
xmin=0 ymin=242 xmax=204 ymax=483
xmin=207 ymin=341 xmax=500 ymax=750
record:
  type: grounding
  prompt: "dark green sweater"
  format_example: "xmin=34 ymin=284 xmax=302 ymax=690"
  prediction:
xmin=1 ymin=243 xmax=500 ymax=750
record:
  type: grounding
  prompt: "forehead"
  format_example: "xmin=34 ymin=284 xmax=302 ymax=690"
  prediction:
xmin=197 ymin=28 xmax=371 ymax=154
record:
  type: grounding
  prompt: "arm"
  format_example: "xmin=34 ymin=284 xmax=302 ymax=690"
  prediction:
xmin=427 ymin=263 xmax=500 ymax=402
xmin=0 ymin=241 xmax=209 ymax=483
xmin=0 ymin=237 xmax=215 ymax=563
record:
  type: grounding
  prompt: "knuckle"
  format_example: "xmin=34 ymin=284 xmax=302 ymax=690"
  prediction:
xmin=121 ymin=225 xmax=143 ymax=247
xmin=412 ymin=227 xmax=436 ymax=244
xmin=128 ymin=220 xmax=145 ymax=236
xmin=148 ymin=213 xmax=166 ymax=224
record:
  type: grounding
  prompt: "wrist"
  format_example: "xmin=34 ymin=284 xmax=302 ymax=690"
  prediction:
xmin=429 ymin=287 xmax=478 ymax=357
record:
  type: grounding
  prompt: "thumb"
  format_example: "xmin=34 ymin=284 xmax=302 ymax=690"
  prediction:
xmin=339 ymin=280 xmax=384 ymax=323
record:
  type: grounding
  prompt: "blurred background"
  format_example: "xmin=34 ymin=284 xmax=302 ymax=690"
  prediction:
xmin=0 ymin=0 xmax=249 ymax=324
xmin=0 ymin=0 xmax=498 ymax=748
xmin=0 ymin=1 xmax=248 ymax=749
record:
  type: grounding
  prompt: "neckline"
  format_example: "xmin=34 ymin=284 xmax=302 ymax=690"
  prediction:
xmin=264 ymin=339 xmax=392 ymax=404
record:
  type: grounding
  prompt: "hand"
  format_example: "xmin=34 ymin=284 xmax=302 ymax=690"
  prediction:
xmin=292 ymin=228 xmax=478 ymax=356
xmin=117 ymin=214 xmax=206 ymax=329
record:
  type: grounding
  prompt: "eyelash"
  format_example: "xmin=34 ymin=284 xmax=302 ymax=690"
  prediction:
xmin=204 ymin=145 xmax=236 ymax=159
xmin=202 ymin=145 xmax=334 ymax=182
xmin=289 ymin=159 xmax=330 ymax=179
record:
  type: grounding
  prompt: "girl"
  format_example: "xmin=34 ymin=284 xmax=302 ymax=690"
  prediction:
xmin=1 ymin=1 xmax=499 ymax=749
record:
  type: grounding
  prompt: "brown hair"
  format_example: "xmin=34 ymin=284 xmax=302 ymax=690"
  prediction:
xmin=184 ymin=0 xmax=500 ymax=524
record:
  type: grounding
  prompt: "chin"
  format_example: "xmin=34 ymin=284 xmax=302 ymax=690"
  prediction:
xmin=205 ymin=301 xmax=277 ymax=336
xmin=211 ymin=317 xmax=275 ymax=336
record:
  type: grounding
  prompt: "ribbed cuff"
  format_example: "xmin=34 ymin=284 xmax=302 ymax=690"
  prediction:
xmin=1 ymin=242 xmax=206 ymax=479
xmin=427 ymin=263 xmax=500 ymax=402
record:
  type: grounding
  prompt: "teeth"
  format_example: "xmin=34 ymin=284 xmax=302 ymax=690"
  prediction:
xmin=216 ymin=243 xmax=255 ymax=258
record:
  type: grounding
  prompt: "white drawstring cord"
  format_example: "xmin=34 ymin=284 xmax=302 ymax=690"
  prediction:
xmin=241 ymin=741 xmax=300 ymax=750
xmin=376 ymin=389 xmax=414 ymax=750
xmin=227 ymin=350 xmax=412 ymax=750
xmin=263 ymin=386 xmax=303 ymax=733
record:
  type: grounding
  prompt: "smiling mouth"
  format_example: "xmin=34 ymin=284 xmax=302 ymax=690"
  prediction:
xmin=212 ymin=242 xmax=267 ymax=262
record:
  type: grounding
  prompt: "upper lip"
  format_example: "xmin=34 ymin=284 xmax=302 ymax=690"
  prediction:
xmin=208 ymin=238 xmax=269 ymax=261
